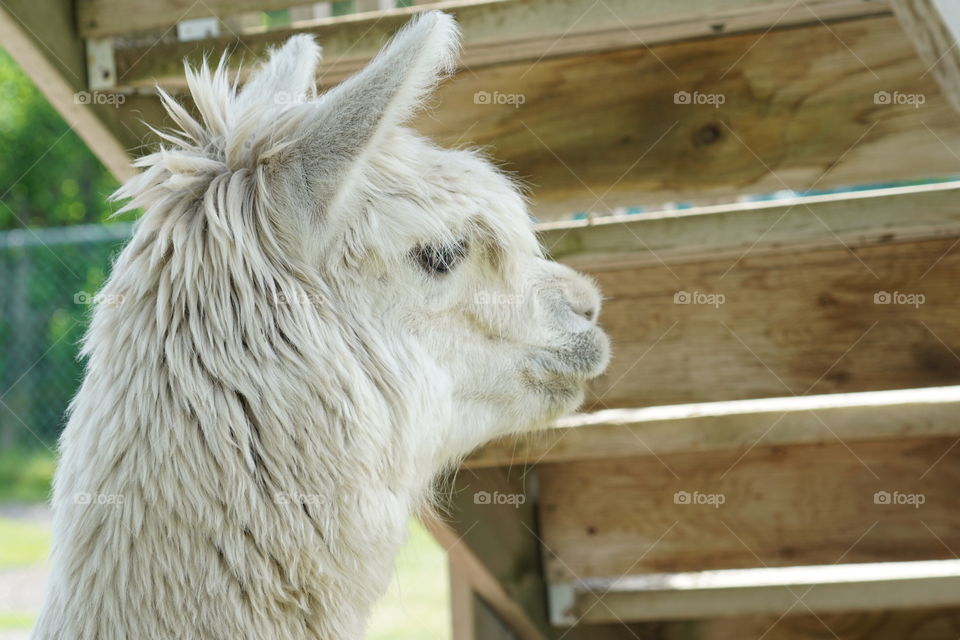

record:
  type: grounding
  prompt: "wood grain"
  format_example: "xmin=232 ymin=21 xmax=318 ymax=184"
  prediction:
xmin=539 ymin=182 xmax=960 ymax=271
xmin=105 ymin=13 xmax=960 ymax=220
xmin=892 ymin=0 xmax=960 ymax=114
xmin=566 ymin=560 xmax=960 ymax=622
xmin=562 ymin=606 xmax=960 ymax=640
xmin=583 ymin=235 xmax=960 ymax=411
xmin=109 ymin=0 xmax=887 ymax=80
xmin=538 ymin=436 xmax=960 ymax=580
xmin=414 ymin=15 xmax=960 ymax=219
xmin=465 ymin=386 xmax=960 ymax=468
xmin=425 ymin=467 xmax=553 ymax=640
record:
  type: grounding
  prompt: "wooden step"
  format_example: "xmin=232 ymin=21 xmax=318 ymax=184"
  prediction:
xmin=551 ymin=559 xmax=960 ymax=624
xmin=466 ymin=385 xmax=960 ymax=468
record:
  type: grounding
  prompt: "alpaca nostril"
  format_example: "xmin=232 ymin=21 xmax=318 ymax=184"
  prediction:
xmin=571 ymin=301 xmax=598 ymax=323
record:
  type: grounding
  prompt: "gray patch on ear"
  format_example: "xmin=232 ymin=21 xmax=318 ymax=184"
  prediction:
xmin=271 ymin=11 xmax=461 ymax=212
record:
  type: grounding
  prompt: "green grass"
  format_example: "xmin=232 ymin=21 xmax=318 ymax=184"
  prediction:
xmin=0 ymin=448 xmax=55 ymax=503
xmin=0 ymin=517 xmax=51 ymax=569
xmin=368 ymin=521 xmax=450 ymax=640
xmin=0 ymin=514 xmax=449 ymax=638
xmin=0 ymin=610 xmax=36 ymax=631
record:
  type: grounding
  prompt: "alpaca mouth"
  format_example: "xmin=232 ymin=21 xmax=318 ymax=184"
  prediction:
xmin=527 ymin=327 xmax=610 ymax=387
xmin=553 ymin=327 xmax=610 ymax=380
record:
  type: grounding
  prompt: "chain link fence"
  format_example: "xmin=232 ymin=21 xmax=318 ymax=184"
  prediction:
xmin=0 ymin=223 xmax=133 ymax=449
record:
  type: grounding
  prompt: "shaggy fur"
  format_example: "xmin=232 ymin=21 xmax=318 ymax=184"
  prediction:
xmin=33 ymin=12 xmax=609 ymax=640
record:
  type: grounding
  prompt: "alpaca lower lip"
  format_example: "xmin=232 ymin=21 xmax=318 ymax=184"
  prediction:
xmin=533 ymin=331 xmax=610 ymax=381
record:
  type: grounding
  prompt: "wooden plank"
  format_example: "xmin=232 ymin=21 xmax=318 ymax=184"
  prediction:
xmin=563 ymin=606 xmax=960 ymax=639
xmin=423 ymin=467 xmax=552 ymax=640
xmin=110 ymin=0 xmax=888 ymax=83
xmin=448 ymin=562 xmax=521 ymax=640
xmin=539 ymin=182 xmax=960 ymax=271
xmin=412 ymin=14 xmax=960 ymax=220
xmin=538 ymin=436 xmax=960 ymax=579
xmin=106 ymin=12 xmax=960 ymax=219
xmin=559 ymin=560 xmax=960 ymax=623
xmin=0 ymin=0 xmax=136 ymax=180
xmin=892 ymin=0 xmax=960 ymax=114
xmin=78 ymin=0 xmax=332 ymax=37
xmin=449 ymin=559 xmax=477 ymax=640
xmin=465 ymin=386 xmax=960 ymax=468
xmin=582 ymin=233 xmax=960 ymax=410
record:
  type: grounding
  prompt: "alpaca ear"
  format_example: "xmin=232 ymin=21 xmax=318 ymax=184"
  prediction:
xmin=274 ymin=11 xmax=460 ymax=208
xmin=236 ymin=34 xmax=322 ymax=111
xmin=318 ymin=10 xmax=459 ymax=139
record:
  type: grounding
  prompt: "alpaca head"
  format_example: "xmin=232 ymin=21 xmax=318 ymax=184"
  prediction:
xmin=116 ymin=12 xmax=609 ymax=463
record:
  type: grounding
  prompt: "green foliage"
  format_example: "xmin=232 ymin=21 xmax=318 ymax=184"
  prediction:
xmin=0 ymin=46 xmax=122 ymax=230
xmin=0 ymin=233 xmax=126 ymax=447
xmin=0 ymin=448 xmax=55 ymax=503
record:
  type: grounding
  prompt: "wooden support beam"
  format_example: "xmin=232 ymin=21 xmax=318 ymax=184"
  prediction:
xmin=422 ymin=467 xmax=552 ymax=640
xmin=465 ymin=385 xmax=960 ymax=468
xmin=0 ymin=0 xmax=136 ymax=181
xmin=555 ymin=560 xmax=960 ymax=624
xmin=891 ymin=0 xmax=960 ymax=114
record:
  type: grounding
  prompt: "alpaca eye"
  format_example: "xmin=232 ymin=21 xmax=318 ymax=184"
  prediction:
xmin=413 ymin=241 xmax=467 ymax=275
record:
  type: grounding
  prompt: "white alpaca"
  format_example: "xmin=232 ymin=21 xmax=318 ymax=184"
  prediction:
xmin=33 ymin=12 xmax=609 ymax=640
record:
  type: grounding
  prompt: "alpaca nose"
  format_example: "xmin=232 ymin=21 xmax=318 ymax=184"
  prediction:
xmin=559 ymin=271 xmax=602 ymax=325
xmin=570 ymin=298 xmax=599 ymax=323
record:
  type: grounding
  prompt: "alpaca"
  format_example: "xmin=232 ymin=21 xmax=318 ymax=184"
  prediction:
xmin=33 ymin=12 xmax=609 ymax=640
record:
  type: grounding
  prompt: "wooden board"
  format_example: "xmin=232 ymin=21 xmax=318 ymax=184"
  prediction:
xmin=562 ymin=606 xmax=960 ymax=640
xmin=465 ymin=386 xmax=960 ymax=468
xmin=109 ymin=0 xmax=888 ymax=84
xmin=539 ymin=182 xmax=960 ymax=271
xmin=583 ymin=234 xmax=960 ymax=411
xmin=107 ymin=13 xmax=960 ymax=220
xmin=563 ymin=560 xmax=960 ymax=622
xmin=538 ymin=436 xmax=960 ymax=580
xmin=892 ymin=0 xmax=960 ymax=114
xmin=413 ymin=14 xmax=960 ymax=219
